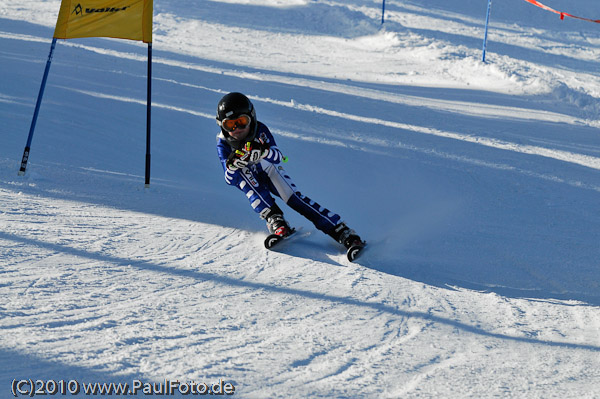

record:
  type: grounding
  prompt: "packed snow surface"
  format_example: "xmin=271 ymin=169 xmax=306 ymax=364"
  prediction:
xmin=1 ymin=0 xmax=599 ymax=397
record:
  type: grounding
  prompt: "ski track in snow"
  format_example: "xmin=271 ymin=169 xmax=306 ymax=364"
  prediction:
xmin=1 ymin=187 xmax=599 ymax=397
xmin=1 ymin=0 xmax=600 ymax=397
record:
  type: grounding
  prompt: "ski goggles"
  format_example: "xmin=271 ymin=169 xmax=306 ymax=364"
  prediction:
xmin=221 ymin=114 xmax=251 ymax=132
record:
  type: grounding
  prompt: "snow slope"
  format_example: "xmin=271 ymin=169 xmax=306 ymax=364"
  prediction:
xmin=1 ymin=0 xmax=599 ymax=397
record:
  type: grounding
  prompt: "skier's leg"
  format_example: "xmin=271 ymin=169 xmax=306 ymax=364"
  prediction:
xmin=262 ymin=162 xmax=343 ymax=236
xmin=236 ymin=166 xmax=292 ymax=235
xmin=261 ymin=162 xmax=364 ymax=247
xmin=236 ymin=167 xmax=276 ymax=218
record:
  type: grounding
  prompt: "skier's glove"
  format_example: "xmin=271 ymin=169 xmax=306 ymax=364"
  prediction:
xmin=226 ymin=139 xmax=270 ymax=171
xmin=246 ymin=139 xmax=270 ymax=163
xmin=240 ymin=139 xmax=270 ymax=164
xmin=225 ymin=151 xmax=249 ymax=171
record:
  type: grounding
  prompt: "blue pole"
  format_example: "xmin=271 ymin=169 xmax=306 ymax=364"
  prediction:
xmin=381 ymin=0 xmax=386 ymax=24
xmin=19 ymin=38 xmax=57 ymax=175
xmin=482 ymin=0 xmax=492 ymax=63
xmin=145 ymin=42 xmax=152 ymax=187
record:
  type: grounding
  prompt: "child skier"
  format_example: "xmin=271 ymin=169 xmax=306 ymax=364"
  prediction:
xmin=215 ymin=92 xmax=365 ymax=259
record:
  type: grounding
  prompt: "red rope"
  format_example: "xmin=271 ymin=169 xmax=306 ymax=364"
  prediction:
xmin=523 ymin=0 xmax=600 ymax=23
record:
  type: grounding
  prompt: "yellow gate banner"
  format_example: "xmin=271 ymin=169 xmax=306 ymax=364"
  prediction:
xmin=54 ymin=0 xmax=153 ymax=43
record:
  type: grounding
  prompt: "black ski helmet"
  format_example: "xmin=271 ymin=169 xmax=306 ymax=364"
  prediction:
xmin=216 ymin=92 xmax=257 ymax=149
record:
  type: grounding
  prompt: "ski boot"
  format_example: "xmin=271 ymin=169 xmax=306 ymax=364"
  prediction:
xmin=331 ymin=222 xmax=366 ymax=262
xmin=263 ymin=206 xmax=295 ymax=249
xmin=266 ymin=213 xmax=293 ymax=237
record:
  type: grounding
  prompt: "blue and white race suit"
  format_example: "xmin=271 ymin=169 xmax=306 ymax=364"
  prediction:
xmin=216 ymin=121 xmax=341 ymax=235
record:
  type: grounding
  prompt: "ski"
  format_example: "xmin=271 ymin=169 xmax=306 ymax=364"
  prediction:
xmin=264 ymin=227 xmax=297 ymax=249
xmin=346 ymin=241 xmax=366 ymax=262
xmin=265 ymin=227 xmax=365 ymax=262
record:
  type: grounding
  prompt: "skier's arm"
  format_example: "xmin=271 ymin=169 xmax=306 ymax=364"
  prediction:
xmin=255 ymin=123 xmax=284 ymax=164
xmin=217 ymin=139 xmax=242 ymax=186
xmin=261 ymin=142 xmax=284 ymax=164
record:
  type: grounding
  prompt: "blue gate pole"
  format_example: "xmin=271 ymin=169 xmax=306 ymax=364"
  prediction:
xmin=381 ymin=0 xmax=386 ymax=24
xmin=19 ymin=37 xmax=57 ymax=175
xmin=482 ymin=0 xmax=493 ymax=62
xmin=145 ymin=42 xmax=152 ymax=187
